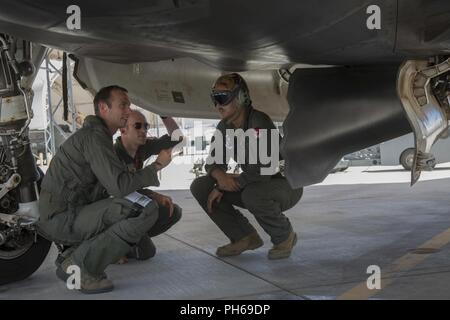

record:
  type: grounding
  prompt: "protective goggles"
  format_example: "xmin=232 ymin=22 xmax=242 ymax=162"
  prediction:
xmin=133 ymin=122 xmax=149 ymax=130
xmin=210 ymin=88 xmax=239 ymax=107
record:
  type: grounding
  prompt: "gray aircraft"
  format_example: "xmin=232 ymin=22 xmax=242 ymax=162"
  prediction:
xmin=1 ymin=0 xmax=449 ymax=285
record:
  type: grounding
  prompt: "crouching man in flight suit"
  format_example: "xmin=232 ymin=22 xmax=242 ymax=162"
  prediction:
xmin=38 ymin=85 xmax=172 ymax=294
xmin=114 ymin=110 xmax=183 ymax=262
xmin=190 ymin=73 xmax=303 ymax=260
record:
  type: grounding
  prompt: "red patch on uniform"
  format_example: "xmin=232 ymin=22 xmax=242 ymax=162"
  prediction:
xmin=254 ymin=128 xmax=261 ymax=137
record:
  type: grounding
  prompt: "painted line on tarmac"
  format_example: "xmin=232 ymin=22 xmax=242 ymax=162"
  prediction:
xmin=337 ymin=227 xmax=450 ymax=300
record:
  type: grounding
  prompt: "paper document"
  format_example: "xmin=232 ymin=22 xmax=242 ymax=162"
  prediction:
xmin=125 ymin=191 xmax=152 ymax=207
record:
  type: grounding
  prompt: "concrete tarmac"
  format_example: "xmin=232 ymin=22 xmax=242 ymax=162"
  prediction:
xmin=2 ymin=165 xmax=450 ymax=299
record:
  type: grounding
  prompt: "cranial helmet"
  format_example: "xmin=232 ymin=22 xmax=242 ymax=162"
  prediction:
xmin=211 ymin=73 xmax=251 ymax=107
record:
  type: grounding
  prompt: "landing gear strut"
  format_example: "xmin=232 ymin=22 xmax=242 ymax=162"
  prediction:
xmin=397 ymin=57 xmax=450 ymax=185
xmin=0 ymin=34 xmax=50 ymax=285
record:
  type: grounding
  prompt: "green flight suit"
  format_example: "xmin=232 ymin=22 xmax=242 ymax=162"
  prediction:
xmin=190 ymin=106 xmax=303 ymax=245
xmin=38 ymin=115 xmax=162 ymax=276
xmin=114 ymin=136 xmax=182 ymax=260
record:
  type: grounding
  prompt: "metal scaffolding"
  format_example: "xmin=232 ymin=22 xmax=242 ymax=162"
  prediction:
xmin=42 ymin=49 xmax=77 ymax=160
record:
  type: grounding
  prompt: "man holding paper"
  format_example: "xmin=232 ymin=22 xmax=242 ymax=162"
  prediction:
xmin=114 ymin=110 xmax=183 ymax=262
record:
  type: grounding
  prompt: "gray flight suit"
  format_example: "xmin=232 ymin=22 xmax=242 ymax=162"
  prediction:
xmin=114 ymin=136 xmax=182 ymax=259
xmin=38 ymin=115 xmax=162 ymax=276
xmin=190 ymin=106 xmax=303 ymax=245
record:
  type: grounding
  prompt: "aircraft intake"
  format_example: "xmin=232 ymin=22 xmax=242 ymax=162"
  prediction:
xmin=282 ymin=64 xmax=412 ymax=188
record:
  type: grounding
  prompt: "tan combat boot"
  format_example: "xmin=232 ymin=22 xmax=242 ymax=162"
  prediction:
xmin=79 ymin=272 xmax=114 ymax=294
xmin=268 ymin=231 xmax=297 ymax=260
xmin=56 ymin=257 xmax=114 ymax=294
xmin=216 ymin=231 xmax=263 ymax=257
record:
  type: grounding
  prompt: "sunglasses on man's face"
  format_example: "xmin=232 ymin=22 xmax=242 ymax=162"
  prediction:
xmin=210 ymin=88 xmax=239 ymax=107
xmin=133 ymin=122 xmax=149 ymax=130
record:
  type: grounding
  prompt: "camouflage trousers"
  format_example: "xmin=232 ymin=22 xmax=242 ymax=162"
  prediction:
xmin=38 ymin=190 xmax=181 ymax=276
xmin=190 ymin=175 xmax=302 ymax=245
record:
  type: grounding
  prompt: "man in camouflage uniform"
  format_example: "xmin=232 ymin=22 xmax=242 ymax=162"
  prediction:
xmin=38 ymin=85 xmax=172 ymax=293
xmin=190 ymin=73 xmax=303 ymax=260
xmin=114 ymin=110 xmax=183 ymax=262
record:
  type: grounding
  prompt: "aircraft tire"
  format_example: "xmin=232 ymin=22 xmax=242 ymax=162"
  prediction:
xmin=0 ymin=234 xmax=51 ymax=285
xmin=0 ymin=167 xmax=51 ymax=285
xmin=399 ymin=148 xmax=415 ymax=171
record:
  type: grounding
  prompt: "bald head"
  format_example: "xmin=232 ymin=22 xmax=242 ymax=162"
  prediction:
xmin=128 ymin=110 xmax=146 ymax=124
xmin=120 ymin=110 xmax=148 ymax=147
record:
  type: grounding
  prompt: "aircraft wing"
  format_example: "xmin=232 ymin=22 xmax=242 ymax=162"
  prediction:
xmin=1 ymin=0 xmax=450 ymax=186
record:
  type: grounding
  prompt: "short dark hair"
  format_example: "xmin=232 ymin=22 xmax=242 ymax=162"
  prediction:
xmin=93 ymin=85 xmax=128 ymax=115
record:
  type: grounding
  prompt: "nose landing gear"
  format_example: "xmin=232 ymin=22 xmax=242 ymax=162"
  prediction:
xmin=0 ymin=34 xmax=51 ymax=285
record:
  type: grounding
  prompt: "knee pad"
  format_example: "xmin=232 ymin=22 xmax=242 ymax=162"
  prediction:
xmin=190 ymin=176 xmax=214 ymax=200
xmin=128 ymin=236 xmax=156 ymax=260
xmin=172 ymin=204 xmax=182 ymax=223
